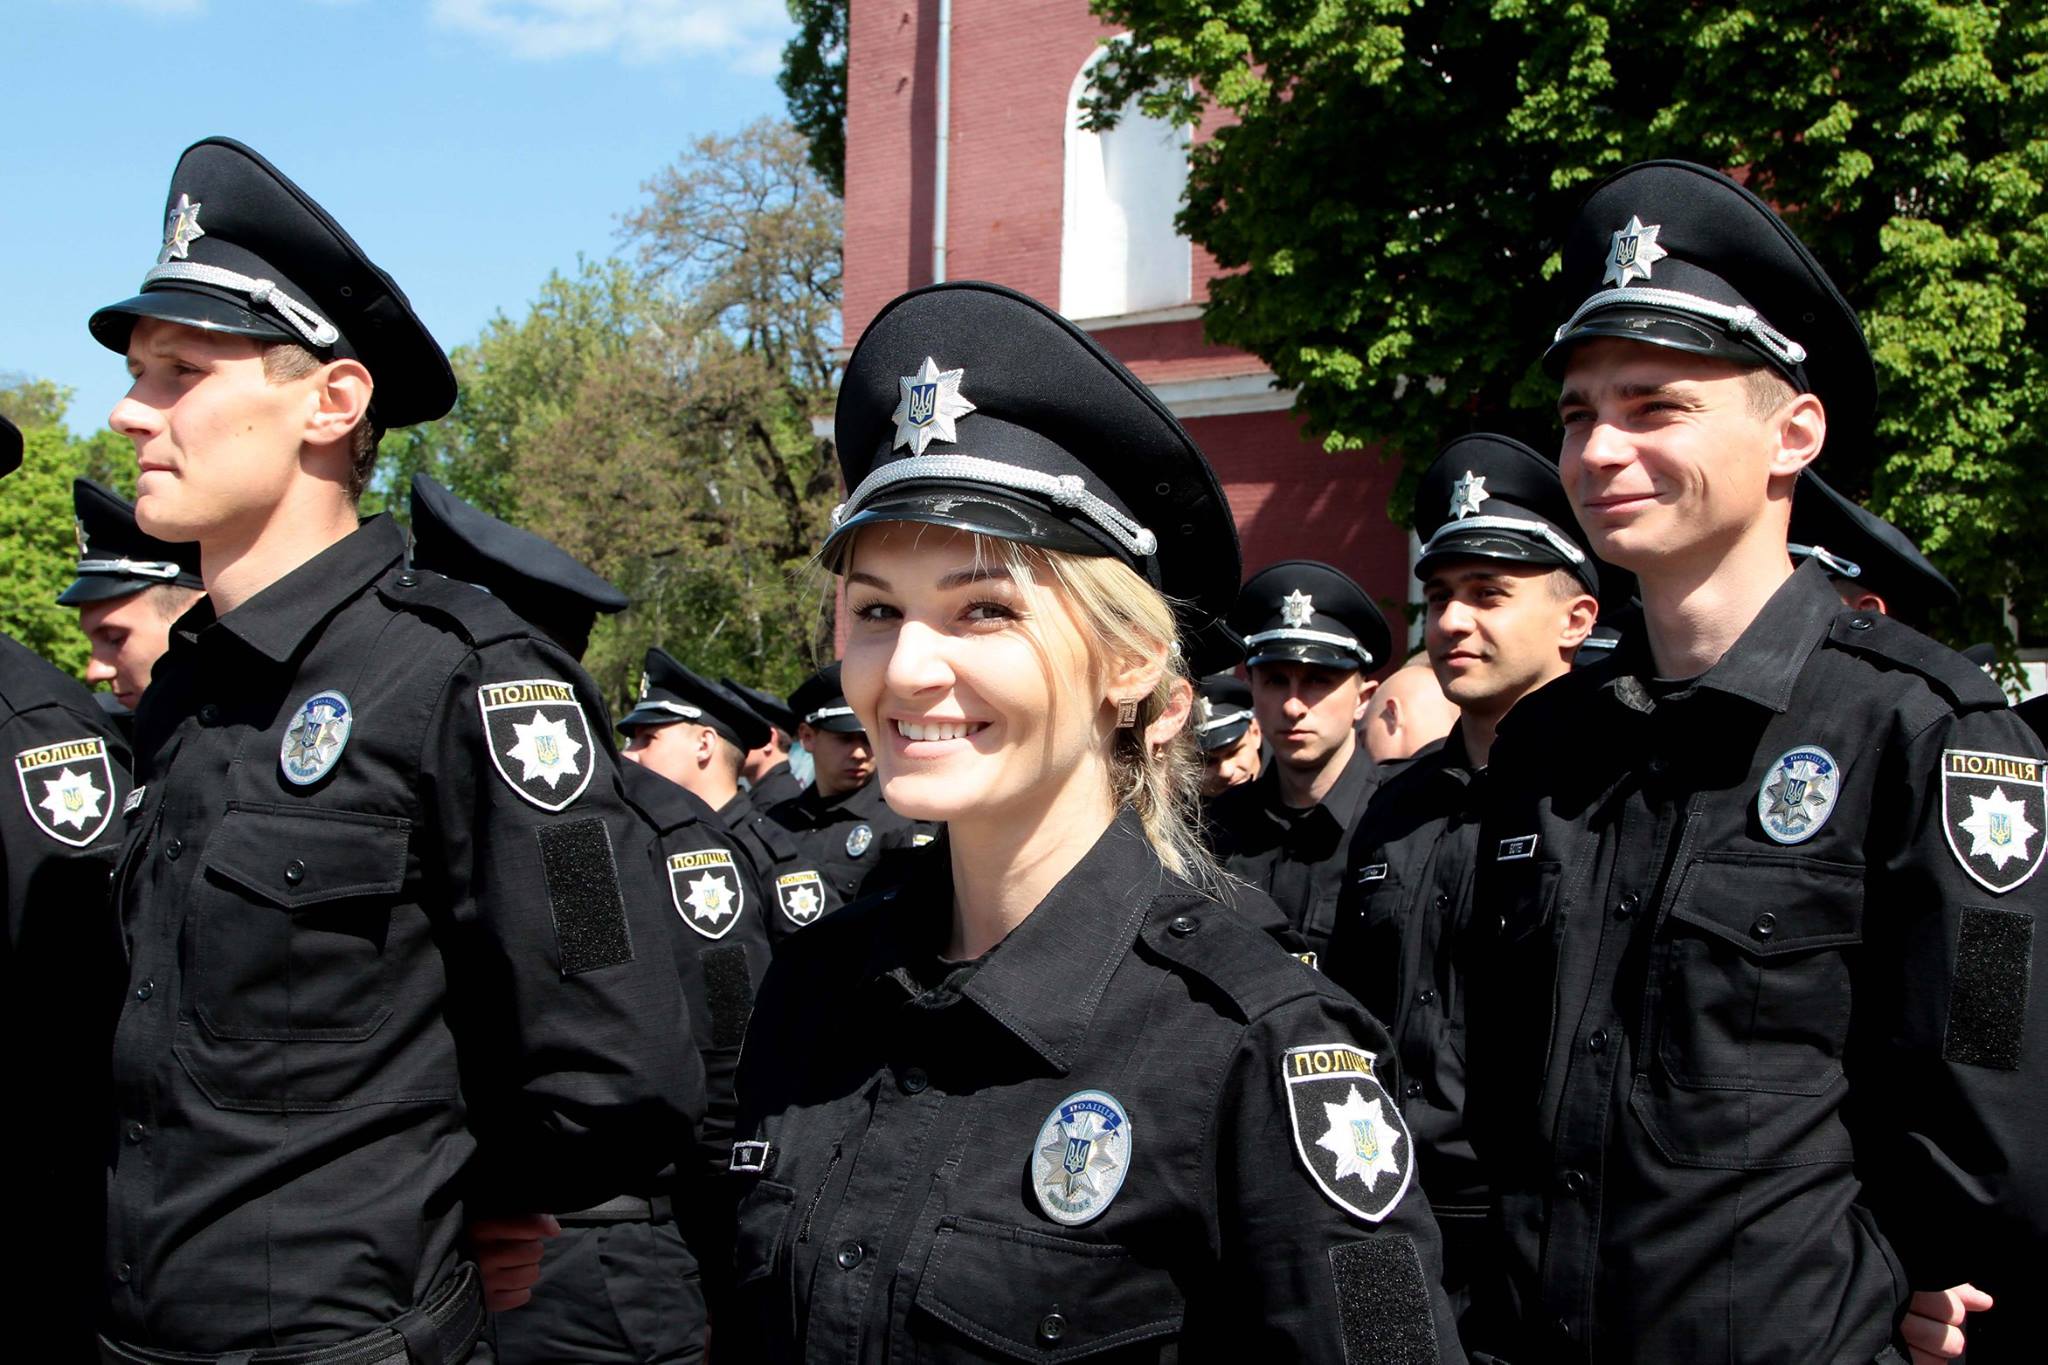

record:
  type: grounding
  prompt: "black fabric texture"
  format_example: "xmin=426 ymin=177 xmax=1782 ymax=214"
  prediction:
xmin=702 ymin=944 xmax=755 ymax=1048
xmin=1330 ymin=1235 xmax=1440 ymax=1365
xmin=536 ymin=819 xmax=633 ymax=975
xmin=1945 ymin=907 xmax=2033 ymax=1070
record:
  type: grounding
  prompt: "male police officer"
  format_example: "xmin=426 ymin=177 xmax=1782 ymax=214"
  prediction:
xmin=764 ymin=662 xmax=932 ymax=941
xmin=62 ymin=479 xmax=204 ymax=720
xmin=1360 ymin=657 xmax=1461 ymax=765
xmin=1193 ymin=671 xmax=1261 ymax=798
xmin=92 ymin=138 xmax=698 ymax=1361
xmin=723 ymin=679 xmax=804 ymax=808
xmin=3 ymin=415 xmax=135 ymax=1361
xmin=1466 ymin=161 xmax=2046 ymax=1363
xmin=1207 ymin=560 xmax=1393 ymax=953
xmin=1790 ymin=469 xmax=1960 ymax=626
xmin=1325 ymin=434 xmax=1599 ymax=1346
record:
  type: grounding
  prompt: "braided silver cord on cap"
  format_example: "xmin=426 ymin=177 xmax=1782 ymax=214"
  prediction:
xmin=1554 ymin=286 xmax=1808 ymax=369
xmin=1422 ymin=515 xmax=1590 ymax=567
xmin=74 ymin=557 xmax=186 ymax=582
xmin=1245 ymin=627 xmax=1373 ymax=668
xmin=142 ymin=262 xmax=342 ymax=349
xmin=832 ymin=454 xmax=1159 ymax=559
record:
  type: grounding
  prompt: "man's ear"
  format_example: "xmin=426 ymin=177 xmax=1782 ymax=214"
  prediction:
xmin=1351 ymin=677 xmax=1380 ymax=725
xmin=1145 ymin=678 xmax=1193 ymax=752
xmin=1769 ymin=392 xmax=1827 ymax=478
xmin=303 ymin=358 xmax=374 ymax=452
xmin=1561 ymin=595 xmax=1599 ymax=651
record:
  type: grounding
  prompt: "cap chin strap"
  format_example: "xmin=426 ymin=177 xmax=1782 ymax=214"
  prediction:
xmin=1196 ymin=706 xmax=1253 ymax=736
xmin=1788 ymin=542 xmax=1863 ymax=580
xmin=1423 ymin=515 xmax=1590 ymax=567
xmin=1554 ymin=286 xmax=1808 ymax=369
xmin=638 ymin=700 xmax=706 ymax=720
xmin=141 ymin=261 xmax=342 ymax=349
xmin=1245 ymin=627 xmax=1373 ymax=669
xmin=832 ymin=454 xmax=1159 ymax=559
xmin=75 ymin=557 xmax=186 ymax=582
xmin=803 ymin=704 xmax=857 ymax=725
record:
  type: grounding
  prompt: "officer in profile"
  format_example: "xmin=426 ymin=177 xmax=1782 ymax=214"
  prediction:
xmin=1325 ymin=433 xmax=1600 ymax=1347
xmin=1206 ymin=560 xmax=1394 ymax=953
xmin=1359 ymin=656 xmax=1461 ymax=764
xmin=723 ymin=678 xmax=804 ymax=807
xmin=762 ymin=661 xmax=932 ymax=941
xmin=409 ymin=476 xmax=763 ymax=1363
xmin=1465 ymin=160 xmax=2044 ymax=1363
xmin=1789 ymin=468 xmax=1960 ymax=626
xmin=60 ymin=479 xmax=204 ymax=721
xmin=3 ymin=414 xmax=136 ymax=1361
xmin=1192 ymin=671 xmax=1261 ymax=797
xmin=90 ymin=138 xmax=698 ymax=1362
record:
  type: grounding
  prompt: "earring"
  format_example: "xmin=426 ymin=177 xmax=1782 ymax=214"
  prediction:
xmin=1115 ymin=698 xmax=1140 ymax=728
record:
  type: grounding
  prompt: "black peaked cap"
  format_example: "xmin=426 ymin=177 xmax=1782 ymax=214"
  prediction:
xmin=619 ymin=648 xmax=770 ymax=750
xmin=1181 ymin=617 xmax=1248 ymax=679
xmin=90 ymin=137 xmax=455 ymax=430
xmin=723 ymin=678 xmax=797 ymax=739
xmin=1193 ymin=672 xmax=1256 ymax=752
xmin=0 ymin=414 xmax=20 ymax=478
xmin=1414 ymin=434 xmax=1599 ymax=595
xmin=1547 ymin=160 xmax=1874 ymax=452
xmin=1790 ymin=471 xmax=1957 ymax=623
xmin=1230 ymin=560 xmax=1392 ymax=674
xmin=408 ymin=474 xmax=626 ymax=655
xmin=827 ymin=280 xmax=1241 ymax=635
xmin=60 ymin=479 xmax=204 ymax=605
xmin=789 ymin=662 xmax=863 ymax=734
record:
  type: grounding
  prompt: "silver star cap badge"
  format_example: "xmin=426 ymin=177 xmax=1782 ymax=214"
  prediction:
xmin=1449 ymin=471 xmax=1490 ymax=520
xmin=1603 ymin=215 xmax=1668 ymax=288
xmin=1280 ymin=589 xmax=1315 ymax=628
xmin=890 ymin=357 xmax=976 ymax=456
xmin=159 ymin=193 xmax=205 ymax=266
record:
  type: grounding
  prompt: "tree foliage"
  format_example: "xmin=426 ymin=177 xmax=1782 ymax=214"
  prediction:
xmin=778 ymin=0 xmax=849 ymax=196
xmin=1086 ymin=0 xmax=2048 ymax=648
xmin=375 ymin=119 xmax=843 ymax=704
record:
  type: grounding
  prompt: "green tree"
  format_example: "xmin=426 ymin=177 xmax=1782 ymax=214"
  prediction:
xmin=1086 ymin=0 xmax=2048 ymax=649
xmin=778 ymin=0 xmax=849 ymax=196
xmin=1 ymin=381 xmax=100 ymax=676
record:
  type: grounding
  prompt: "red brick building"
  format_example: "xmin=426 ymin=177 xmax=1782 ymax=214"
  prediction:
xmin=842 ymin=0 xmax=1413 ymax=643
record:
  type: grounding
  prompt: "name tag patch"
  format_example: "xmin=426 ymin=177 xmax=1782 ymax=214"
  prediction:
xmin=1355 ymin=863 xmax=1389 ymax=884
xmin=1496 ymin=834 xmax=1539 ymax=861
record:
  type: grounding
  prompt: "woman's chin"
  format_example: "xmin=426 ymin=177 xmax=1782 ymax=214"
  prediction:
xmin=879 ymin=769 xmax=978 ymax=824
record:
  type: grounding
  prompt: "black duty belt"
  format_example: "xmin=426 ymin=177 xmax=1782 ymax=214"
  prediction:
xmin=98 ymin=1262 xmax=485 ymax=1365
xmin=554 ymin=1193 xmax=674 ymax=1225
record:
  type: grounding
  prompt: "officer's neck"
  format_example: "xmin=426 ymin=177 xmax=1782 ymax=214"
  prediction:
xmin=1638 ymin=535 xmax=1797 ymax=682
xmin=202 ymin=483 xmax=362 ymax=615
xmin=1275 ymin=730 xmax=1357 ymax=810
xmin=946 ymin=761 xmax=1118 ymax=960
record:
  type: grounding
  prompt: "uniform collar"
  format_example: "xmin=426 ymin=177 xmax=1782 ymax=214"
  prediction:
xmin=180 ymin=515 xmax=405 ymax=664
xmin=1251 ymin=739 xmax=1377 ymax=828
xmin=867 ymin=809 xmax=1165 ymax=1074
xmin=1605 ymin=559 xmax=1838 ymax=715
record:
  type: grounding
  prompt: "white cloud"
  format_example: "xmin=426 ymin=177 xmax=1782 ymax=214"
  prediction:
xmin=430 ymin=0 xmax=792 ymax=65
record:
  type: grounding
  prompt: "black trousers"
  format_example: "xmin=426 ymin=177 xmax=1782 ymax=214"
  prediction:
xmin=493 ymin=1220 xmax=705 ymax=1365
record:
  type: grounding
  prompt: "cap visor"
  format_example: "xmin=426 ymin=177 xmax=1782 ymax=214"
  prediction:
xmin=1417 ymin=535 xmax=1571 ymax=576
xmin=1198 ymin=719 xmax=1253 ymax=752
xmin=1544 ymin=307 xmax=1779 ymax=377
xmin=617 ymin=705 xmax=686 ymax=733
xmin=805 ymin=715 xmax=867 ymax=734
xmin=57 ymin=576 xmax=152 ymax=606
xmin=1246 ymin=642 xmax=1364 ymax=672
xmin=89 ymin=288 xmax=294 ymax=354
xmin=823 ymin=488 xmax=1106 ymax=568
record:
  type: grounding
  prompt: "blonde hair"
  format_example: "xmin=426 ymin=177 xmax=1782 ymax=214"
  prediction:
xmin=829 ymin=525 xmax=1218 ymax=888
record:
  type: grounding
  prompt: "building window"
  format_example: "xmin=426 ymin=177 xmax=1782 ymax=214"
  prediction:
xmin=1060 ymin=41 xmax=1192 ymax=320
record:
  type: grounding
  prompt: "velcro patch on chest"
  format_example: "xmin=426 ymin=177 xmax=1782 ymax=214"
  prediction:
xmin=479 ymin=679 xmax=595 ymax=812
xmin=667 ymin=847 xmax=744 ymax=939
xmin=1282 ymin=1043 xmax=1413 ymax=1224
xmin=14 ymin=735 xmax=116 ymax=847
xmin=1941 ymin=750 xmax=2047 ymax=894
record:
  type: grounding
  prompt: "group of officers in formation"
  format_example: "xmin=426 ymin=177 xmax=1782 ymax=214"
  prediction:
xmin=2 ymin=133 xmax=2043 ymax=1365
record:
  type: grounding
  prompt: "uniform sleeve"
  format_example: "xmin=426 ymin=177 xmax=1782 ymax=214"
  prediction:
xmin=1860 ymin=702 xmax=2048 ymax=1302
xmin=1198 ymin=990 xmax=1466 ymax=1363
xmin=424 ymin=639 xmax=703 ymax=1213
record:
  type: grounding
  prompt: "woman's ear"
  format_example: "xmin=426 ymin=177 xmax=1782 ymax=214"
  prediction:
xmin=1106 ymin=639 xmax=1172 ymax=719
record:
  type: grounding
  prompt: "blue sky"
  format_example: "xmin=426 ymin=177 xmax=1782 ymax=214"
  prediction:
xmin=1 ymin=0 xmax=796 ymax=435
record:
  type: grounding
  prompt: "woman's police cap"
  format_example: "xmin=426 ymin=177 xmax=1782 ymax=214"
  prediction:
xmin=89 ymin=137 xmax=456 ymax=431
xmin=789 ymin=662 xmax=864 ymax=734
xmin=620 ymin=648 xmax=770 ymax=751
xmin=1789 ymin=471 xmax=1957 ymax=624
xmin=1546 ymin=160 xmax=1874 ymax=450
xmin=826 ymin=280 xmax=1241 ymax=631
xmin=60 ymin=479 xmax=204 ymax=605
xmin=1229 ymin=561 xmax=1392 ymax=674
xmin=1414 ymin=434 xmax=1599 ymax=595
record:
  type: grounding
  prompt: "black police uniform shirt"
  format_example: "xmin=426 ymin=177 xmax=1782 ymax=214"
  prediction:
xmin=1465 ymin=561 xmax=2048 ymax=1362
xmin=3 ymin=633 xmax=132 ymax=1361
xmin=1325 ymin=727 xmax=1487 ymax=1219
xmin=747 ymin=759 xmax=803 ymax=810
xmin=729 ymin=810 xmax=1465 ymax=1363
xmin=1205 ymin=740 xmax=1380 ymax=955
xmin=105 ymin=516 xmax=704 ymax=1352
xmin=765 ymin=777 xmax=931 ymax=943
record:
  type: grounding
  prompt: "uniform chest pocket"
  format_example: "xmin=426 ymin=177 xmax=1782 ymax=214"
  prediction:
xmin=913 ymin=1217 xmax=1183 ymax=1362
xmin=177 ymin=804 xmax=413 ymax=1111
xmin=1658 ymin=852 xmax=1863 ymax=1094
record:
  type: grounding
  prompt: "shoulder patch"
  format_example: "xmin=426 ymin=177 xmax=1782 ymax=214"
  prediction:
xmin=14 ymin=734 xmax=116 ymax=847
xmin=1282 ymin=1043 xmax=1413 ymax=1224
xmin=775 ymin=869 xmax=826 ymax=927
xmin=479 ymin=679 xmax=595 ymax=812
xmin=1941 ymin=749 xmax=2046 ymax=893
xmin=668 ymin=847 xmax=745 ymax=939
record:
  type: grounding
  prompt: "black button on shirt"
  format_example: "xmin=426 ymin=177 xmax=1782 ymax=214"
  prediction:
xmin=104 ymin=517 xmax=701 ymax=1353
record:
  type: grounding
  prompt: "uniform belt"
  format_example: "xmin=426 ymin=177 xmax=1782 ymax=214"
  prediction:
xmin=554 ymin=1193 xmax=674 ymax=1225
xmin=98 ymin=1262 xmax=484 ymax=1365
